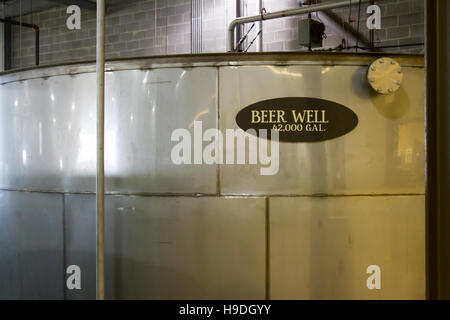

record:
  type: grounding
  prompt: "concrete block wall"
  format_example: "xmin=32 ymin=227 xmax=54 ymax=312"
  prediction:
xmin=201 ymin=0 xmax=236 ymax=52
xmin=239 ymin=0 xmax=424 ymax=53
xmin=11 ymin=0 xmax=192 ymax=69
xmin=9 ymin=0 xmax=424 ymax=69
xmin=323 ymin=0 xmax=425 ymax=53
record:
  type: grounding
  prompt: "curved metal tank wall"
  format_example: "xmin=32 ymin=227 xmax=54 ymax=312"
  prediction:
xmin=0 ymin=53 xmax=425 ymax=299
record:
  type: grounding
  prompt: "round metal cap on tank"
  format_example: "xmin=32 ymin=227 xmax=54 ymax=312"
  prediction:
xmin=367 ymin=57 xmax=404 ymax=95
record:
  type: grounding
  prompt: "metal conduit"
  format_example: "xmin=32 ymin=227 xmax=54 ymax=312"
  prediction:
xmin=227 ymin=0 xmax=371 ymax=52
xmin=258 ymin=0 xmax=263 ymax=52
xmin=96 ymin=0 xmax=105 ymax=301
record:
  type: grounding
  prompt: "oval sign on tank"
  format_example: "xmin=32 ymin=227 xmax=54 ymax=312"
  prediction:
xmin=235 ymin=97 xmax=359 ymax=143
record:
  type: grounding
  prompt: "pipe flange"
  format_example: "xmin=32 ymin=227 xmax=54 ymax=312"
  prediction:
xmin=367 ymin=57 xmax=403 ymax=95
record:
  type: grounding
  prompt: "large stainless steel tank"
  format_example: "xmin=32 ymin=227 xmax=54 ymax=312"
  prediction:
xmin=0 ymin=53 xmax=425 ymax=299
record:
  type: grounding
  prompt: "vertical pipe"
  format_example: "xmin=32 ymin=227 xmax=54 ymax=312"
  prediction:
xmin=194 ymin=0 xmax=198 ymax=53
xmin=236 ymin=0 xmax=242 ymax=51
xmin=258 ymin=0 xmax=263 ymax=52
xmin=197 ymin=0 xmax=199 ymax=52
xmin=190 ymin=0 xmax=193 ymax=53
xmin=193 ymin=0 xmax=195 ymax=52
xmin=35 ymin=29 xmax=39 ymax=66
xmin=196 ymin=0 xmax=198 ymax=52
xmin=1 ymin=1 xmax=3 ymax=71
xmin=4 ymin=23 xmax=11 ymax=70
xmin=96 ymin=0 xmax=105 ymax=301
xmin=19 ymin=0 xmax=21 ymax=70
xmin=195 ymin=0 xmax=197 ymax=52
xmin=195 ymin=0 xmax=197 ymax=53
xmin=0 ymin=23 xmax=3 ymax=72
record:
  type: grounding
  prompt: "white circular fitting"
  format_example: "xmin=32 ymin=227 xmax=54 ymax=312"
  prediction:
xmin=367 ymin=57 xmax=403 ymax=95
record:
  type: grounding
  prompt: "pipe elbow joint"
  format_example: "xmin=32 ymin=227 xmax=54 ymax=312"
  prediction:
xmin=228 ymin=19 xmax=239 ymax=32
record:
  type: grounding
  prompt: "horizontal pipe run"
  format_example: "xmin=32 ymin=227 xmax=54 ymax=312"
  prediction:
xmin=0 ymin=18 xmax=39 ymax=31
xmin=227 ymin=0 xmax=371 ymax=52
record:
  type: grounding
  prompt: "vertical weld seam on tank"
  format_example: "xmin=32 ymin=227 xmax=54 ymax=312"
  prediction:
xmin=62 ymin=194 xmax=67 ymax=300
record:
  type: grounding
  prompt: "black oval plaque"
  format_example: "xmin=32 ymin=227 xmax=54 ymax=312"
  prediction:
xmin=235 ymin=97 xmax=358 ymax=143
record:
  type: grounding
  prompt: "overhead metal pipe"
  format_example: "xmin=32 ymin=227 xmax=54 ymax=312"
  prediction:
xmin=96 ymin=0 xmax=105 ymax=301
xmin=227 ymin=0 xmax=371 ymax=52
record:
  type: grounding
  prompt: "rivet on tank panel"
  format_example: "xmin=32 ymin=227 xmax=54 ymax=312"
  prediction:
xmin=367 ymin=57 xmax=403 ymax=95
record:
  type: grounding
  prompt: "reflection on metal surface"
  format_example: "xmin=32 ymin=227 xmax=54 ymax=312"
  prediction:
xmin=220 ymin=65 xmax=425 ymax=195
xmin=269 ymin=196 xmax=425 ymax=299
xmin=65 ymin=194 xmax=266 ymax=299
xmin=0 ymin=61 xmax=424 ymax=196
xmin=266 ymin=65 xmax=303 ymax=78
xmin=0 ymin=68 xmax=218 ymax=193
xmin=64 ymin=194 xmax=96 ymax=300
xmin=0 ymin=73 xmax=97 ymax=192
xmin=0 ymin=191 xmax=64 ymax=299
xmin=0 ymin=54 xmax=426 ymax=299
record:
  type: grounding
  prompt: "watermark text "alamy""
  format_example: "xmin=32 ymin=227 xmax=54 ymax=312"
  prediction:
xmin=171 ymin=121 xmax=280 ymax=176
